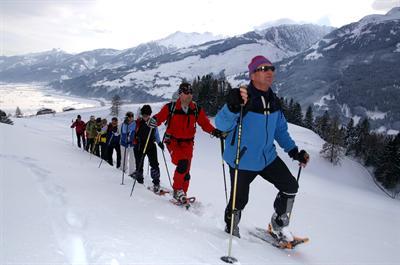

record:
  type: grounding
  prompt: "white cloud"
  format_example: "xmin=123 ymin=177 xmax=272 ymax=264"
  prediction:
xmin=0 ymin=0 xmax=388 ymax=56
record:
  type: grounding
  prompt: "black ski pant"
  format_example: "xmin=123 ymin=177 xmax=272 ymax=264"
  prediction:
xmin=76 ymin=132 xmax=86 ymax=149
xmin=225 ymin=156 xmax=298 ymax=224
xmin=86 ymin=138 xmax=95 ymax=152
xmin=106 ymin=144 xmax=121 ymax=168
xmin=134 ymin=142 xmax=160 ymax=185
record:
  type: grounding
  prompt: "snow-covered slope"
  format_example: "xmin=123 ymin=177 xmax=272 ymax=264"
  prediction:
xmin=1 ymin=104 xmax=399 ymax=264
xmin=156 ymin=31 xmax=223 ymax=49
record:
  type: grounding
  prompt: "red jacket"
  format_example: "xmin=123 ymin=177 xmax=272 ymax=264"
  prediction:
xmin=154 ymin=99 xmax=215 ymax=140
xmin=71 ymin=120 xmax=86 ymax=134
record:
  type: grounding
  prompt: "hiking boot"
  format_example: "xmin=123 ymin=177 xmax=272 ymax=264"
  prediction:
xmin=153 ymin=184 xmax=160 ymax=193
xmin=173 ymin=189 xmax=187 ymax=203
xmin=269 ymin=213 xmax=294 ymax=242
xmin=224 ymin=208 xmax=241 ymax=238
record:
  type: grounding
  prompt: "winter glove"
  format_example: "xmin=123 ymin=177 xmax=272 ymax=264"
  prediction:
xmin=147 ymin=117 xmax=158 ymax=128
xmin=211 ymin=129 xmax=224 ymax=138
xmin=158 ymin=142 xmax=165 ymax=151
xmin=289 ymin=148 xmax=310 ymax=165
xmin=226 ymin=89 xmax=244 ymax=113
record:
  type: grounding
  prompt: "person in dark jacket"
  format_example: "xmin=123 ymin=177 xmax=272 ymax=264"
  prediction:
xmin=106 ymin=117 xmax=121 ymax=168
xmin=147 ymin=82 xmax=223 ymax=203
xmin=215 ymin=55 xmax=310 ymax=241
xmin=70 ymin=115 xmax=86 ymax=149
xmin=133 ymin=105 xmax=164 ymax=191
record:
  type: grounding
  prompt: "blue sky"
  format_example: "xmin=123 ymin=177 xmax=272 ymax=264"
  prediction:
xmin=1 ymin=0 xmax=399 ymax=56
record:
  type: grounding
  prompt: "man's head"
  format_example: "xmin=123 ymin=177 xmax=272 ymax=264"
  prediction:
xmin=178 ymin=82 xmax=193 ymax=106
xmin=248 ymin=55 xmax=275 ymax=91
xmin=111 ymin=117 xmax=118 ymax=126
xmin=90 ymin=115 xmax=95 ymax=121
xmin=125 ymin=111 xmax=134 ymax=123
xmin=77 ymin=115 xmax=81 ymax=120
xmin=141 ymin=105 xmax=152 ymax=121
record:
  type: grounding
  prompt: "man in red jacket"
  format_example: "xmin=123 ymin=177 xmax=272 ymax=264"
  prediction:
xmin=148 ymin=82 xmax=223 ymax=203
xmin=70 ymin=115 xmax=86 ymax=149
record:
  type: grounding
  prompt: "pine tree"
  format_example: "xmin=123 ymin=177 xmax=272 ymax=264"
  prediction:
xmin=320 ymin=116 xmax=345 ymax=165
xmin=286 ymin=98 xmax=295 ymax=122
xmin=345 ymin=118 xmax=357 ymax=154
xmin=291 ymin=103 xmax=303 ymax=126
xmin=110 ymin=95 xmax=122 ymax=116
xmin=375 ymin=134 xmax=400 ymax=190
xmin=15 ymin=107 xmax=23 ymax=118
xmin=303 ymin=105 xmax=314 ymax=130
xmin=315 ymin=111 xmax=330 ymax=140
xmin=353 ymin=118 xmax=370 ymax=159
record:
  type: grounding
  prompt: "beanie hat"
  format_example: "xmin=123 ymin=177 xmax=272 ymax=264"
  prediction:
xmin=141 ymin=105 xmax=152 ymax=116
xmin=248 ymin=55 xmax=272 ymax=77
xmin=178 ymin=82 xmax=192 ymax=94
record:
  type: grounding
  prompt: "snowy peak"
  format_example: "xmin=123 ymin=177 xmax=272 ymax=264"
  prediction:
xmin=156 ymin=31 xmax=223 ymax=49
xmin=359 ymin=6 xmax=400 ymax=25
xmin=261 ymin=24 xmax=334 ymax=53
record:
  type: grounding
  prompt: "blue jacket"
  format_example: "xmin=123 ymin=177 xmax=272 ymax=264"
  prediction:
xmin=215 ymin=83 xmax=297 ymax=171
xmin=120 ymin=120 xmax=136 ymax=147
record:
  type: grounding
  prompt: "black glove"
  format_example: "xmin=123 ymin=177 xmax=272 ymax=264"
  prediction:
xmin=289 ymin=148 xmax=310 ymax=164
xmin=211 ymin=129 xmax=224 ymax=138
xmin=147 ymin=117 xmax=158 ymax=128
xmin=226 ymin=89 xmax=243 ymax=113
xmin=158 ymin=142 xmax=164 ymax=151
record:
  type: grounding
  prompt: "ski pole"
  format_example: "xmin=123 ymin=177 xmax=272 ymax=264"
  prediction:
xmin=221 ymin=105 xmax=244 ymax=264
xmin=130 ymin=128 xmax=153 ymax=197
xmin=220 ymin=137 xmax=228 ymax=204
xmin=296 ymin=165 xmax=302 ymax=182
xmin=161 ymin=149 xmax=173 ymax=188
xmin=71 ymin=120 xmax=74 ymax=146
xmin=121 ymin=125 xmax=129 ymax=185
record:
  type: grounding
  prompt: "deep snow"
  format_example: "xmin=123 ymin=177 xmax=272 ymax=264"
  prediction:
xmin=1 ymin=103 xmax=399 ymax=265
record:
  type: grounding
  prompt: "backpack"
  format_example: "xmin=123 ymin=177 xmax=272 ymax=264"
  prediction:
xmin=162 ymin=101 xmax=200 ymax=141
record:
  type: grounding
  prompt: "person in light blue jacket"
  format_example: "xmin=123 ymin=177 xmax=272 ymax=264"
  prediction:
xmin=120 ymin=111 xmax=136 ymax=176
xmin=216 ymin=55 xmax=310 ymax=242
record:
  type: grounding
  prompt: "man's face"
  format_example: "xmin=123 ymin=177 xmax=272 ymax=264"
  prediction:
xmin=179 ymin=90 xmax=193 ymax=105
xmin=112 ymin=120 xmax=118 ymax=126
xmin=142 ymin=114 xmax=150 ymax=121
xmin=251 ymin=63 xmax=275 ymax=91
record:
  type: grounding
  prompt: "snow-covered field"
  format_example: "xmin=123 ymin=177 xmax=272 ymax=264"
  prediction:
xmin=0 ymin=83 xmax=100 ymax=116
xmin=1 ymin=103 xmax=399 ymax=265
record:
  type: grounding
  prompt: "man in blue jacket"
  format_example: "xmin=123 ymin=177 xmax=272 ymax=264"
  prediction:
xmin=215 ymin=55 xmax=310 ymax=242
xmin=120 ymin=111 xmax=136 ymax=176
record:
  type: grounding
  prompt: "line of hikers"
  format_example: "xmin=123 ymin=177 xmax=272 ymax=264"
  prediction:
xmin=71 ymin=55 xmax=310 ymax=245
xmin=70 ymin=105 xmax=166 ymax=191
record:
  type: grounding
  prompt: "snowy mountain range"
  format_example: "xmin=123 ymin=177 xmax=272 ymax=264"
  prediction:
xmin=274 ymin=7 xmax=400 ymax=131
xmin=49 ymin=24 xmax=332 ymax=101
xmin=2 ymin=103 xmax=399 ymax=264
xmin=0 ymin=25 xmax=332 ymax=101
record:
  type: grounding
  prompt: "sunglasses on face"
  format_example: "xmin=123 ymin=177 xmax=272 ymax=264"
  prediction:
xmin=180 ymin=88 xmax=193 ymax=95
xmin=254 ymin=65 xmax=275 ymax=73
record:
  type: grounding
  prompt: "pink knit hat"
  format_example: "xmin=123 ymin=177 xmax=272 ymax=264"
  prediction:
xmin=248 ymin=55 xmax=272 ymax=77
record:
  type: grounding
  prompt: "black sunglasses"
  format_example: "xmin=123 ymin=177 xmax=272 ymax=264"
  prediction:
xmin=254 ymin=65 xmax=275 ymax=73
xmin=180 ymin=87 xmax=193 ymax=95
